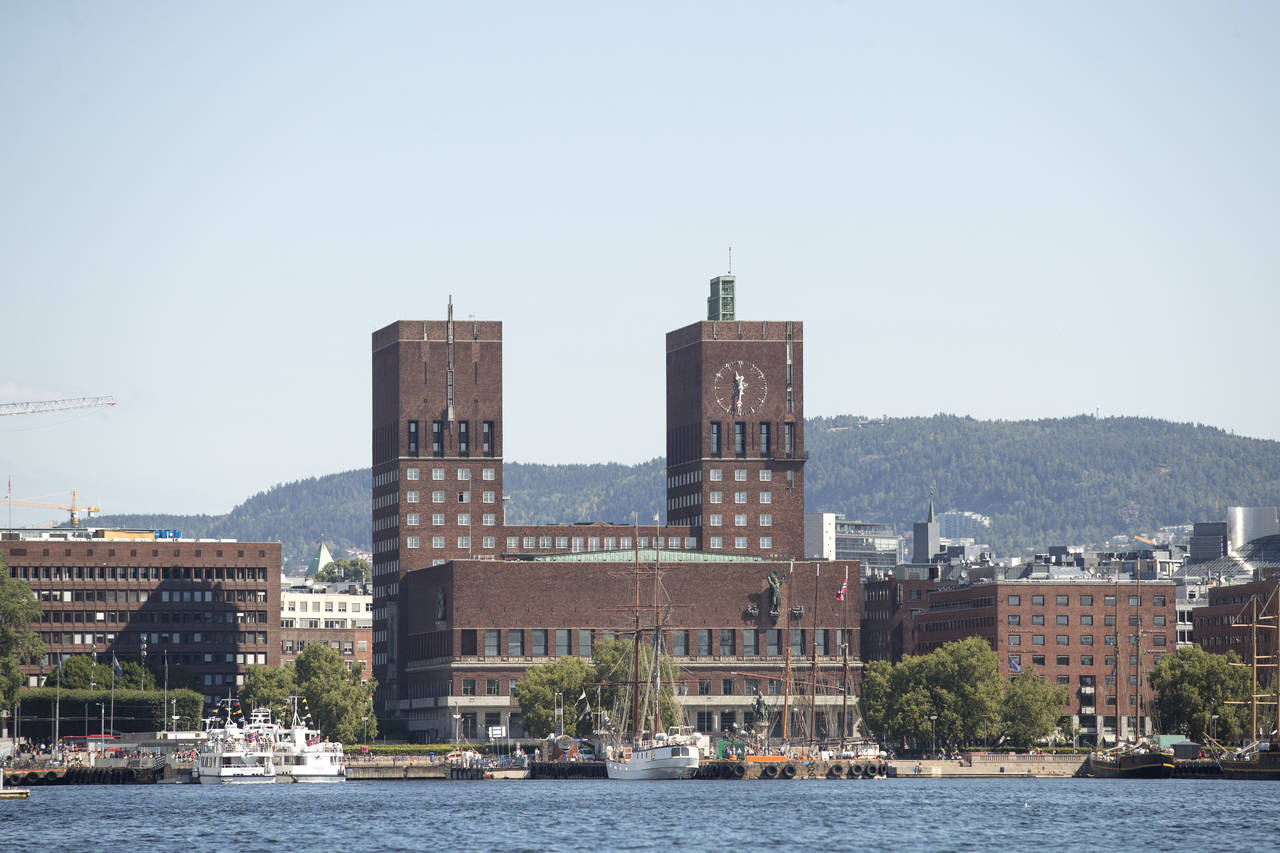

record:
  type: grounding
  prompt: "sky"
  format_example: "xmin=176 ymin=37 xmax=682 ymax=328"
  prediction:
xmin=1 ymin=2 xmax=1276 ymax=524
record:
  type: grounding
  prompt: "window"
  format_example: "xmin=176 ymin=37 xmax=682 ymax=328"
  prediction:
xmin=532 ymin=630 xmax=548 ymax=656
xmin=760 ymin=423 xmax=771 ymax=456
xmin=1153 ymin=615 xmax=1166 ymax=626
xmin=1032 ymin=614 xmax=1045 ymax=625
xmin=743 ymin=629 xmax=758 ymax=655
xmin=406 ymin=513 xmax=420 ymax=526
xmin=1080 ymin=635 xmax=1094 ymax=646
xmin=759 ymin=537 xmax=772 ymax=549
xmin=734 ymin=514 xmax=747 ymax=527
xmin=734 ymin=536 xmax=748 ymax=549
xmin=508 ymin=631 xmax=525 ymax=656
xmin=458 ymin=513 xmax=471 ymax=526
xmin=672 ymin=631 xmax=688 ymax=656
xmin=1008 ymin=614 xmax=1021 ymax=625
xmin=766 ymin=630 xmax=781 ymax=655
xmin=432 ymin=420 xmax=444 ymax=456
xmin=406 ymin=536 xmax=420 ymax=549
xmin=1056 ymin=635 xmax=1069 ymax=646
xmin=431 ymin=536 xmax=444 ymax=549
xmin=709 ymin=536 xmax=723 ymax=549
xmin=759 ymin=470 xmax=772 ymax=481
xmin=482 ymin=514 xmax=496 ymax=526
xmin=432 ymin=513 xmax=445 ymax=526
xmin=484 ymin=629 xmax=500 ymax=656
xmin=1009 ymin=654 xmax=1021 ymax=670
xmin=709 ymin=492 xmax=722 ymax=504
xmin=408 ymin=420 xmax=419 ymax=456
xmin=1081 ymin=614 xmax=1093 ymax=626
xmin=784 ymin=422 xmax=793 ymax=455
xmin=735 ymin=469 xmax=748 ymax=481
xmin=710 ymin=423 xmax=722 ymax=457
xmin=482 ymin=467 xmax=495 ymax=480
xmin=1104 ymin=594 xmax=1116 ymax=607
xmin=1153 ymin=595 xmax=1166 ymax=607
xmin=555 ymin=629 xmax=570 ymax=656
xmin=1007 ymin=595 xmax=1021 ymax=606
xmin=462 ymin=679 xmax=476 ymax=695
xmin=457 ymin=536 xmax=470 ymax=550
xmin=1057 ymin=614 xmax=1069 ymax=626
xmin=698 ymin=680 xmax=712 ymax=696
xmin=1057 ymin=675 xmax=1070 ymax=685
xmin=1080 ymin=594 xmax=1093 ymax=606
xmin=1153 ymin=634 xmax=1167 ymax=646
xmin=709 ymin=514 xmax=723 ymax=527
xmin=406 ymin=490 xmax=419 ymax=503
xmin=1008 ymin=635 xmax=1021 ymax=645
xmin=709 ymin=468 xmax=722 ymax=481
xmin=482 ymin=491 xmax=495 ymax=504
xmin=734 ymin=422 xmax=746 ymax=456
xmin=1032 ymin=635 xmax=1045 ymax=646
xmin=482 ymin=536 xmax=495 ymax=549
xmin=759 ymin=491 xmax=772 ymax=504
xmin=719 ymin=629 xmax=735 ymax=656
xmin=406 ymin=468 xmax=419 ymax=481
xmin=431 ymin=490 xmax=445 ymax=503
xmin=458 ymin=420 xmax=470 ymax=456
xmin=735 ymin=492 xmax=747 ymax=504
xmin=696 ymin=629 xmax=712 ymax=655
xmin=759 ymin=514 xmax=772 ymax=527
xmin=1031 ymin=595 xmax=1045 ymax=606
xmin=1129 ymin=595 xmax=1140 ymax=606
xmin=482 ymin=420 xmax=494 ymax=456
xmin=723 ymin=679 xmax=736 ymax=696
xmin=1081 ymin=655 xmax=1093 ymax=666
xmin=1056 ymin=595 xmax=1069 ymax=606
xmin=457 ymin=491 xmax=469 ymax=503
xmin=486 ymin=679 xmax=500 ymax=696
xmin=1105 ymin=614 xmax=1116 ymax=626
xmin=578 ymin=630 xmax=593 ymax=657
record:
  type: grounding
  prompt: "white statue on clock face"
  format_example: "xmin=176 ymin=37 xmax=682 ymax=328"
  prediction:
xmin=713 ymin=361 xmax=767 ymax=416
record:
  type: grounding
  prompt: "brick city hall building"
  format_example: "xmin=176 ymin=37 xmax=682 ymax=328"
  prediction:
xmin=370 ymin=277 xmax=856 ymax=741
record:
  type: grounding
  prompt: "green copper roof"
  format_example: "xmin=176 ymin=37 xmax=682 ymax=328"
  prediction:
xmin=307 ymin=542 xmax=335 ymax=575
xmin=525 ymin=547 xmax=764 ymax=563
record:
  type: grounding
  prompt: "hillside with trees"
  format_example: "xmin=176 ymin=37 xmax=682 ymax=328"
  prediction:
xmin=89 ymin=415 xmax=1280 ymax=565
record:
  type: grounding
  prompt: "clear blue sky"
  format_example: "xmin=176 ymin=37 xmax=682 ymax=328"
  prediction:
xmin=2 ymin=2 xmax=1276 ymax=523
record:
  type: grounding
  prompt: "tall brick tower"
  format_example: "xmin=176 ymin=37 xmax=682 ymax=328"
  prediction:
xmin=370 ymin=302 xmax=502 ymax=711
xmin=665 ymin=275 xmax=805 ymax=558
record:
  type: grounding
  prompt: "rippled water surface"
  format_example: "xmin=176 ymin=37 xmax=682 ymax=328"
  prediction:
xmin=6 ymin=778 xmax=1280 ymax=852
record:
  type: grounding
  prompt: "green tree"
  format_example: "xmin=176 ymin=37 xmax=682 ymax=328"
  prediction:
xmin=858 ymin=659 xmax=893 ymax=739
xmin=241 ymin=663 xmax=298 ymax=713
xmin=315 ymin=557 xmax=372 ymax=584
xmin=514 ymin=656 xmax=593 ymax=739
xmin=1002 ymin=668 xmax=1068 ymax=747
xmin=1149 ymin=645 xmax=1250 ymax=741
xmin=293 ymin=644 xmax=376 ymax=744
xmin=0 ymin=557 xmax=44 ymax=708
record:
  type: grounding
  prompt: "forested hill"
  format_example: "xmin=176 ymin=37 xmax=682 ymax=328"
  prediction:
xmin=89 ymin=415 xmax=1280 ymax=566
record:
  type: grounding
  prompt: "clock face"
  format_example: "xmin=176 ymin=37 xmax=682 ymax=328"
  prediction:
xmin=713 ymin=361 xmax=767 ymax=416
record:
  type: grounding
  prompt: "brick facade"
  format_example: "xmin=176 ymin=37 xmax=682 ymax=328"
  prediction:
xmin=4 ymin=530 xmax=280 ymax=708
xmin=393 ymin=557 xmax=861 ymax=741
xmin=913 ymin=580 xmax=1177 ymax=744
xmin=665 ymin=320 xmax=806 ymax=559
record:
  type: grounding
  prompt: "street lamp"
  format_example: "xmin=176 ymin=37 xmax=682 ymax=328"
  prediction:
xmin=362 ymin=715 xmax=369 ymax=746
xmin=930 ymin=714 xmax=938 ymax=757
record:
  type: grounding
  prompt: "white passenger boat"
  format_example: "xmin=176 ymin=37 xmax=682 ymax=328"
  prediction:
xmin=193 ymin=702 xmax=278 ymax=785
xmin=605 ymin=728 xmax=702 ymax=780
xmin=274 ymin=697 xmax=346 ymax=782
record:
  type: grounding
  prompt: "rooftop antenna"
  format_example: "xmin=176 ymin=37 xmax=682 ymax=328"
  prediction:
xmin=728 ymin=246 xmax=732 ymax=275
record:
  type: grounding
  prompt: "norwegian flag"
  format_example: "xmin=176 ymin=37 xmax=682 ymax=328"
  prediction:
xmin=836 ymin=580 xmax=847 ymax=601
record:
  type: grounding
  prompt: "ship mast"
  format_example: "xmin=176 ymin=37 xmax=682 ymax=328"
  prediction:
xmin=840 ymin=563 xmax=850 ymax=752
xmin=810 ymin=562 xmax=820 ymax=744
xmin=782 ymin=562 xmax=793 ymax=743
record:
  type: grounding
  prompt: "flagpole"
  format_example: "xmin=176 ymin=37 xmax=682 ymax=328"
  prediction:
xmin=54 ymin=654 xmax=61 ymax=759
xmin=110 ymin=656 xmax=116 ymax=737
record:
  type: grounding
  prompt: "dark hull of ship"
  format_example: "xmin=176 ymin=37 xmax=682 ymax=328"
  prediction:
xmin=1219 ymin=753 xmax=1280 ymax=780
xmin=1089 ymin=753 xmax=1174 ymax=779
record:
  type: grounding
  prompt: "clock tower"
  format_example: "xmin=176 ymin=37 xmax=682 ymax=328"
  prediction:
xmin=665 ymin=276 xmax=805 ymax=559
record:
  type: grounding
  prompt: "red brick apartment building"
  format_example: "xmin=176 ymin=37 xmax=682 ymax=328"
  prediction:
xmin=913 ymin=580 xmax=1176 ymax=744
xmin=1193 ymin=578 xmax=1280 ymax=663
xmin=2 ymin=528 xmax=280 ymax=708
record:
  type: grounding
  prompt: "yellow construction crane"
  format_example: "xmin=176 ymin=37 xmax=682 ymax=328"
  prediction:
xmin=0 ymin=396 xmax=117 ymax=416
xmin=4 ymin=490 xmax=101 ymax=527
xmin=1134 ymin=535 xmax=1158 ymax=547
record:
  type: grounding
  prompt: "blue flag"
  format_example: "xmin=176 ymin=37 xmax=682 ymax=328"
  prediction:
xmin=1008 ymin=655 xmax=1022 ymax=673
xmin=113 ymin=653 xmax=123 ymax=678
xmin=164 ymin=651 xmax=169 ymax=691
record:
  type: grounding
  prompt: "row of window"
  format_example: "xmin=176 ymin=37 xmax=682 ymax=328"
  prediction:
xmin=708 ymin=536 xmax=773 ymax=550
xmin=1009 ymin=652 xmax=1162 ymax=670
xmin=707 ymin=514 xmax=772 ymax=527
xmin=708 ymin=422 xmax=795 ymax=458
xmin=503 ymin=535 xmax=698 ymax=552
xmin=284 ymin=599 xmax=364 ymax=613
xmin=8 ymin=565 xmax=269 ymax=582
xmin=407 ymin=419 xmax=496 ymax=458
xmin=460 ymin=627 xmax=848 ymax=658
xmin=1007 ymin=633 xmax=1168 ymax=647
xmin=1007 ymin=613 xmax=1168 ymax=627
xmin=406 ymin=513 xmax=497 ymax=527
xmin=37 ymin=630 xmax=268 ymax=649
xmin=406 ymin=536 xmax=494 ymax=550
xmin=406 ymin=467 xmax=497 ymax=481
xmin=282 ymin=639 xmax=366 ymax=654
xmin=405 ymin=490 xmax=498 ymax=504
xmin=1007 ymin=593 xmax=1168 ymax=607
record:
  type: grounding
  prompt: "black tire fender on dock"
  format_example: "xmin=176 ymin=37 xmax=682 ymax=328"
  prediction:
xmin=781 ymin=764 xmax=797 ymax=780
xmin=827 ymin=764 xmax=844 ymax=778
xmin=761 ymin=764 xmax=779 ymax=779
xmin=733 ymin=763 xmax=746 ymax=779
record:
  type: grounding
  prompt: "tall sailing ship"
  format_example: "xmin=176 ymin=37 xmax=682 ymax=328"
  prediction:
xmin=1214 ymin=581 xmax=1280 ymax=779
xmin=604 ymin=545 xmax=702 ymax=781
